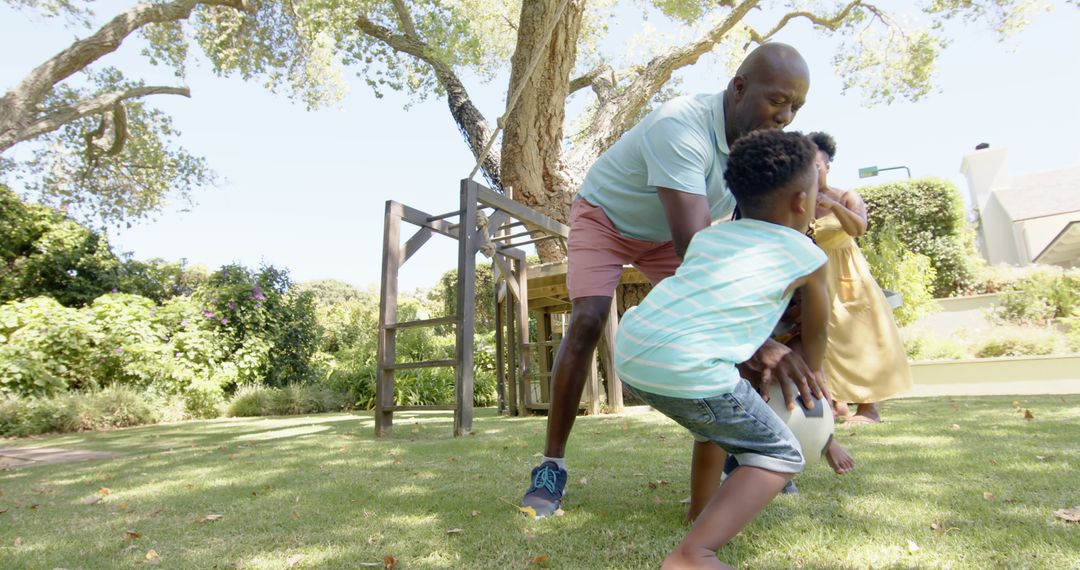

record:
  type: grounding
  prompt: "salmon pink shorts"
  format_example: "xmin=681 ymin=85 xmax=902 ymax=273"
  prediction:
xmin=566 ymin=198 xmax=681 ymax=299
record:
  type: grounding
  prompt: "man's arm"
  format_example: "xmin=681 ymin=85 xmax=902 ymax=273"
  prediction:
xmin=798 ymin=265 xmax=831 ymax=372
xmin=657 ymin=188 xmax=711 ymax=259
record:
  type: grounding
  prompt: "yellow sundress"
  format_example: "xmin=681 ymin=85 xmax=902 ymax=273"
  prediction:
xmin=813 ymin=212 xmax=913 ymax=403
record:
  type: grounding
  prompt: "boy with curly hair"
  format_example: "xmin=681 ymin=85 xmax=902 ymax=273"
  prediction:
xmin=614 ymin=130 xmax=830 ymax=569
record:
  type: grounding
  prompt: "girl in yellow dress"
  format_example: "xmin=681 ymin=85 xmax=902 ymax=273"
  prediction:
xmin=808 ymin=132 xmax=913 ymax=423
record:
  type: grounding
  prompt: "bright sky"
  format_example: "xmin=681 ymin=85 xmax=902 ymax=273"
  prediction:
xmin=2 ymin=1 xmax=1079 ymax=292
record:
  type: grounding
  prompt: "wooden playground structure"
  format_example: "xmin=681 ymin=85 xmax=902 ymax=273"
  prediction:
xmin=375 ymin=179 xmax=631 ymax=437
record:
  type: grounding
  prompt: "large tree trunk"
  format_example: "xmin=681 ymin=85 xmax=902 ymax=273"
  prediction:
xmin=500 ymin=0 xmax=584 ymax=263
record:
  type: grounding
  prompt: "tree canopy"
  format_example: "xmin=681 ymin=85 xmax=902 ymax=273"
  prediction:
xmin=1 ymin=0 xmax=1071 ymax=236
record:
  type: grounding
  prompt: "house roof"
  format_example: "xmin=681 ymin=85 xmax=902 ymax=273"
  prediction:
xmin=993 ymin=166 xmax=1080 ymax=221
xmin=1034 ymin=220 xmax=1080 ymax=268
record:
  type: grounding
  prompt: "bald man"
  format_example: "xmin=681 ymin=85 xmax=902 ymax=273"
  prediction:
xmin=520 ymin=43 xmax=822 ymax=519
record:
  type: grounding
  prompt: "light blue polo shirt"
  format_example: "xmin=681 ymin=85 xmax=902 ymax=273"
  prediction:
xmin=615 ymin=220 xmax=827 ymax=398
xmin=576 ymin=92 xmax=735 ymax=242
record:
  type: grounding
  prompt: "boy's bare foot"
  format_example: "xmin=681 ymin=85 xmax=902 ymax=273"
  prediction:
xmin=824 ymin=440 xmax=855 ymax=475
xmin=832 ymin=400 xmax=851 ymax=419
xmin=848 ymin=403 xmax=881 ymax=424
xmin=663 ymin=546 xmax=734 ymax=569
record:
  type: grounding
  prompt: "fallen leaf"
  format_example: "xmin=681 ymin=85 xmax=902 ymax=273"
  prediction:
xmin=470 ymin=511 xmax=480 ymax=517
xmin=445 ymin=528 xmax=464 ymax=535
xmin=287 ymin=554 xmax=305 ymax=567
xmin=183 ymin=483 xmax=194 ymax=489
xmin=648 ymin=481 xmax=657 ymax=489
xmin=553 ymin=509 xmax=565 ymax=517
xmin=13 ymin=537 xmax=22 ymax=546
xmin=145 ymin=549 xmax=161 ymax=565
xmin=989 ymin=459 xmax=999 ymax=465
xmin=99 ymin=487 xmax=111 ymax=496
xmin=383 ymin=554 xmax=398 ymax=570
xmin=1036 ymin=455 xmax=1047 ymax=461
xmin=653 ymin=496 xmax=662 ymax=505
xmin=907 ymin=540 xmax=920 ymax=553
xmin=531 ymin=554 xmax=551 ymax=567
xmin=196 ymin=513 xmax=223 ymax=523
xmin=82 ymin=496 xmax=102 ymax=505
xmin=1011 ymin=400 xmax=1021 ymax=408
xmin=124 ymin=530 xmax=142 ymax=539
xmin=367 ymin=534 xmax=383 ymax=546
xmin=392 ymin=459 xmax=402 ymax=465
xmin=983 ymin=492 xmax=995 ymax=501
xmin=950 ymin=424 xmax=961 ymax=430
xmin=117 ymin=503 xmax=130 ymax=511
xmin=579 ymin=478 xmax=588 ymax=486
xmin=1024 ymin=409 xmax=1034 ymax=420
xmin=1053 ymin=506 xmax=1080 ymax=523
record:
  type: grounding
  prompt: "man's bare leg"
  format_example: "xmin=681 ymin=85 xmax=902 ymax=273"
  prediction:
xmin=686 ymin=441 xmax=727 ymax=524
xmin=664 ymin=466 xmax=792 ymax=570
xmin=542 ymin=296 xmax=612 ymax=457
xmin=520 ymin=296 xmax=612 ymax=518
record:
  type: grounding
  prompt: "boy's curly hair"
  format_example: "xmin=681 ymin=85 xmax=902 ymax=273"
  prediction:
xmin=724 ymin=130 xmax=817 ymax=213
xmin=808 ymin=131 xmax=837 ymax=162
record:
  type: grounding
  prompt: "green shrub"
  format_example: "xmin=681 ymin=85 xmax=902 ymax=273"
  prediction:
xmin=995 ymin=267 xmax=1080 ymax=325
xmin=226 ymin=385 xmax=276 ymax=417
xmin=0 ymin=297 xmax=98 ymax=396
xmin=903 ymin=331 xmax=970 ymax=361
xmin=0 ymin=386 xmax=159 ymax=437
xmin=1066 ymin=318 xmax=1080 ymax=353
xmin=974 ymin=327 xmax=1064 ymax=358
xmin=861 ymin=229 xmax=939 ymax=327
xmin=856 ymin=178 xmax=980 ymax=297
xmin=226 ymin=384 xmax=343 ymax=417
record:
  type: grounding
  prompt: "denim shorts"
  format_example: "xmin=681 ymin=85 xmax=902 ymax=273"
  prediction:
xmin=623 ymin=379 xmax=806 ymax=474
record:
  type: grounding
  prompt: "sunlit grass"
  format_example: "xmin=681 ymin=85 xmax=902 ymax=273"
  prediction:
xmin=0 ymin=395 xmax=1077 ymax=569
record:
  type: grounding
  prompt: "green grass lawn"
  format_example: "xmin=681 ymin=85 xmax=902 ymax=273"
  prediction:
xmin=1 ymin=395 xmax=1077 ymax=569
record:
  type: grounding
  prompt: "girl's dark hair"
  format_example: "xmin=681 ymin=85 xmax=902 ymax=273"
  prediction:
xmin=724 ymin=130 xmax=817 ymax=214
xmin=807 ymin=131 xmax=837 ymax=162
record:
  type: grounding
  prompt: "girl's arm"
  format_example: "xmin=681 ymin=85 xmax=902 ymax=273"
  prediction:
xmin=818 ymin=187 xmax=868 ymax=237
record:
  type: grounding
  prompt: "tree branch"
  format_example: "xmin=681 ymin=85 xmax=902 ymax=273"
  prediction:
xmin=6 ymin=86 xmax=190 ymax=151
xmin=746 ymin=1 xmax=885 ymax=45
xmin=0 ymin=0 xmax=251 ymax=152
xmin=356 ymin=11 xmax=502 ymax=189
xmin=568 ymin=0 xmax=760 ymax=167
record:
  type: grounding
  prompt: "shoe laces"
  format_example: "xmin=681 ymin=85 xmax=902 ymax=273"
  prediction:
xmin=531 ymin=465 xmax=561 ymax=495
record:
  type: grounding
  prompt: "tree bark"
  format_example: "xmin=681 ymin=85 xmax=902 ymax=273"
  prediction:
xmin=356 ymin=11 xmax=503 ymax=190
xmin=0 ymin=0 xmax=250 ymax=154
xmin=500 ymin=0 xmax=584 ymax=262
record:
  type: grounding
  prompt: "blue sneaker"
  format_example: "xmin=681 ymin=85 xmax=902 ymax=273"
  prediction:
xmin=519 ymin=461 xmax=567 ymax=519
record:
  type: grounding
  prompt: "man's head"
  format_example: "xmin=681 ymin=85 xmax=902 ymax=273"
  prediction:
xmin=808 ymin=131 xmax=836 ymax=189
xmin=725 ymin=43 xmax=810 ymax=144
xmin=724 ymin=130 xmax=818 ymax=232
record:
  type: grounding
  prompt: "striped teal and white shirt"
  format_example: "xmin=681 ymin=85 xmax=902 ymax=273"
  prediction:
xmin=615 ymin=219 xmax=827 ymax=399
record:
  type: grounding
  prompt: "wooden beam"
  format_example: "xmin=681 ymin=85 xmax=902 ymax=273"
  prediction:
xmin=383 ymin=359 xmax=457 ymax=371
xmin=601 ymin=301 xmax=623 ymax=412
xmin=454 ymin=180 xmax=478 ymax=436
xmin=385 ymin=316 xmax=457 ymax=330
xmin=388 ymin=405 xmax=458 ymax=411
xmin=474 ymin=183 xmax=569 ymax=239
xmin=402 ymin=227 xmax=433 ymax=265
xmin=376 ymin=201 xmax=402 ymax=437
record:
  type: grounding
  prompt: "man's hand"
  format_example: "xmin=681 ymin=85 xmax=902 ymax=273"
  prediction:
xmin=747 ymin=338 xmax=824 ymax=410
